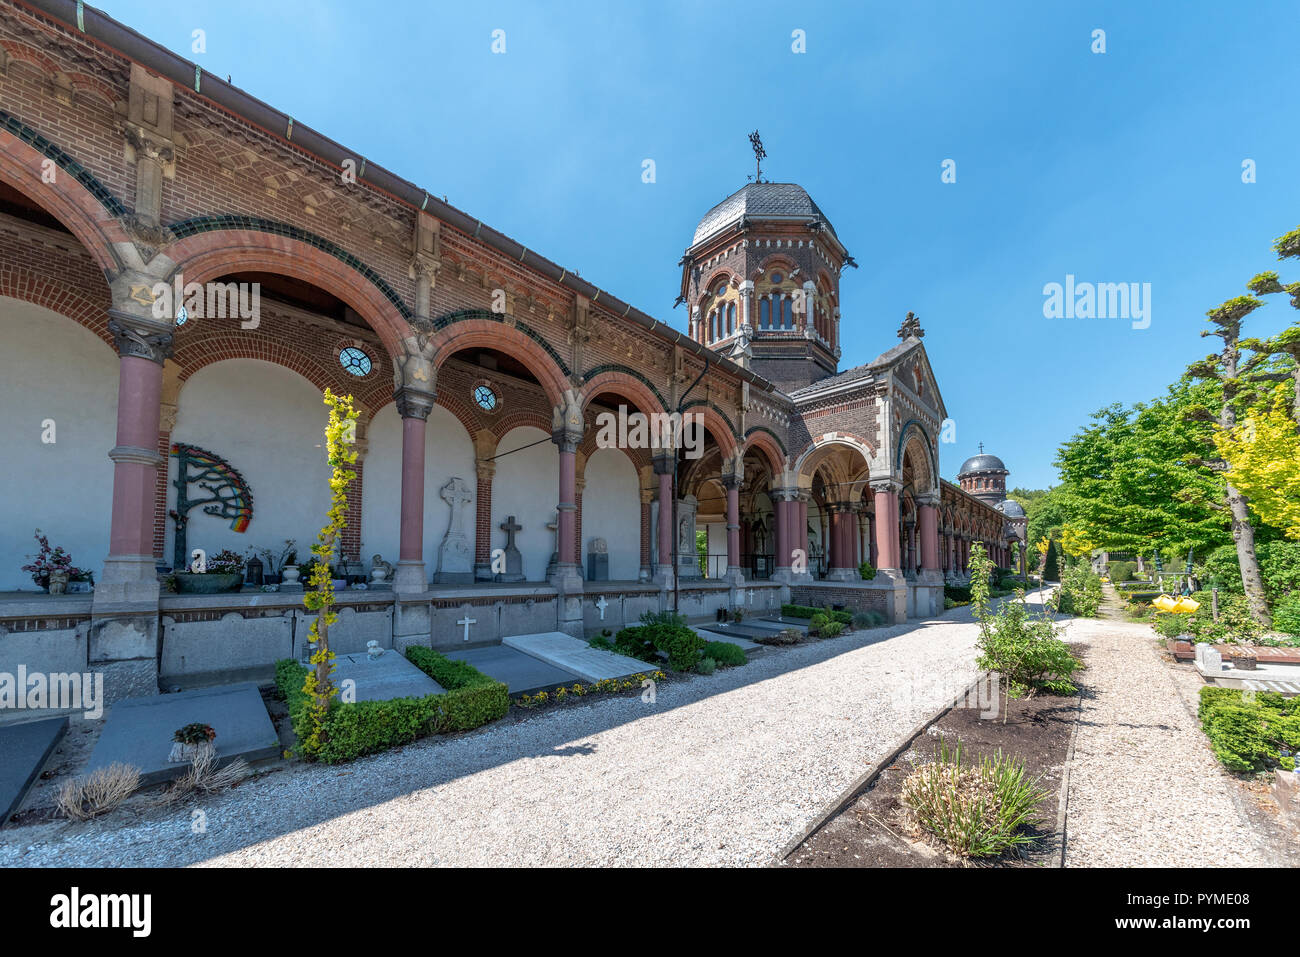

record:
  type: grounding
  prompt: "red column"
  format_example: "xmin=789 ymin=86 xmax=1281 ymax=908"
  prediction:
xmin=873 ymin=484 xmax=900 ymax=570
xmin=725 ymin=478 xmax=741 ymax=575
xmin=774 ymin=494 xmax=790 ymax=571
xmin=797 ymin=496 xmax=809 ymax=574
xmin=557 ymin=436 xmax=578 ymax=567
xmin=656 ymin=458 xmax=673 ymax=569
xmin=920 ymin=500 xmax=939 ymax=572
xmin=398 ymin=414 xmax=426 ymax=562
xmin=107 ymin=354 xmax=164 ymax=560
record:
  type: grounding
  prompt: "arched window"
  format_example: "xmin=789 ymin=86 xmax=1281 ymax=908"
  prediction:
xmin=759 ymin=297 xmax=770 ymax=329
xmin=779 ymin=295 xmax=792 ymax=330
xmin=708 ymin=311 xmax=716 ymax=342
xmin=726 ymin=302 xmax=736 ymax=335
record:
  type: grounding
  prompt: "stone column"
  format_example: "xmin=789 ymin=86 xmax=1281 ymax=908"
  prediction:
xmin=772 ymin=488 xmax=793 ymax=581
xmin=872 ymin=482 xmax=901 ymax=571
xmin=553 ymin=429 xmax=580 ymax=574
xmin=639 ymin=485 xmax=654 ymax=581
xmin=654 ymin=454 xmax=674 ymax=582
xmin=101 ymin=312 xmax=172 ymax=603
xmin=826 ymin=502 xmax=857 ymax=582
xmin=867 ymin=510 xmax=878 ymax=567
xmin=738 ymin=279 xmax=754 ymax=334
xmin=392 ymin=388 xmax=435 ymax=594
xmin=918 ymin=494 xmax=940 ymax=576
xmin=723 ymin=474 xmax=743 ymax=584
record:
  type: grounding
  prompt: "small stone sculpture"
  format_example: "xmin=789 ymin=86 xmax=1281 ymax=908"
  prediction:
xmin=370 ymin=554 xmax=393 ymax=582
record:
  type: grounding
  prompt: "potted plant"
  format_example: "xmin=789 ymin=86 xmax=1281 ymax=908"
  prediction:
xmin=21 ymin=529 xmax=89 ymax=593
xmin=859 ymin=561 xmax=877 ymax=581
xmin=168 ymin=722 xmax=216 ymax=763
xmin=173 ymin=548 xmax=245 ymax=594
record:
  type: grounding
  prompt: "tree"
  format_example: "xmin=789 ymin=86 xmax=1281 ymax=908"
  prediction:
xmin=1042 ymin=539 xmax=1060 ymax=582
xmin=1187 ymin=296 xmax=1272 ymax=627
xmin=300 ymin=389 xmax=359 ymax=755
xmin=1214 ymin=383 xmax=1300 ymax=540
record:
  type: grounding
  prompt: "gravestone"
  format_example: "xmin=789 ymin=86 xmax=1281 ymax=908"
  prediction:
xmin=1196 ymin=642 xmax=1223 ymax=673
xmin=586 ymin=537 xmax=610 ymax=581
xmin=676 ymin=495 xmax=701 ymax=579
xmin=497 ymin=514 xmax=525 ymax=582
xmin=436 ymin=477 xmax=474 ymax=583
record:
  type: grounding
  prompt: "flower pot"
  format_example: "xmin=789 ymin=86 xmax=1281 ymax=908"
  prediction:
xmin=173 ymin=572 xmax=244 ymax=594
xmin=167 ymin=740 xmax=216 ymax=764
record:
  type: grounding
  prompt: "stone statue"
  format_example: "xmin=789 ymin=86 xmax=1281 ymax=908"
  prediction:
xmin=370 ymin=554 xmax=393 ymax=581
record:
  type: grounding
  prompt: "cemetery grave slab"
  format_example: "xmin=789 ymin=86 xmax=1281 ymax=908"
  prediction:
xmin=331 ymin=651 xmax=445 ymax=702
xmin=447 ymin=645 xmax=583 ymax=696
xmin=504 ymin=632 xmax=656 ymax=683
xmin=0 ymin=716 xmax=67 ymax=823
xmin=84 ymin=683 xmax=279 ymax=786
xmin=691 ymin=625 xmax=762 ymax=651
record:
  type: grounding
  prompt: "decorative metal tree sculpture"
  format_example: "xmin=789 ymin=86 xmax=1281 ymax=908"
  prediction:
xmin=169 ymin=443 xmax=254 ymax=570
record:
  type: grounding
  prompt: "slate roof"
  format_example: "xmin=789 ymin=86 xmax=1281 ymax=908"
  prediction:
xmin=958 ymin=453 xmax=1008 ymax=475
xmin=692 ymin=182 xmax=838 ymax=247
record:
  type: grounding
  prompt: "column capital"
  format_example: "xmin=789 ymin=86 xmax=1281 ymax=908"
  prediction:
xmin=721 ymin=472 xmax=742 ymax=490
xmin=394 ymin=386 xmax=436 ymax=420
xmin=552 ymin=428 xmax=583 ymax=454
xmin=652 ymin=452 xmax=676 ymax=475
xmin=869 ymin=478 xmax=902 ymax=495
xmin=771 ymin=486 xmax=801 ymax=502
xmin=107 ymin=310 xmax=174 ymax=364
xmin=915 ymin=490 xmax=941 ymax=508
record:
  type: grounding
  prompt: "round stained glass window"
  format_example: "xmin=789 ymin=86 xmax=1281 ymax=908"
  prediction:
xmin=715 ymin=283 xmax=727 ymax=297
xmin=770 ymin=271 xmax=783 ymax=284
xmin=339 ymin=346 xmax=372 ymax=376
xmin=474 ymin=385 xmax=497 ymax=411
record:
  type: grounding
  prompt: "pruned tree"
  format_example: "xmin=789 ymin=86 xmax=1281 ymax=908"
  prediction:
xmin=1186 ymin=296 xmax=1272 ymax=627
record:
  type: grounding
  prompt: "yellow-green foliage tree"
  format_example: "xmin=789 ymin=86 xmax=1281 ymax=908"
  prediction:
xmin=300 ymin=389 xmax=359 ymax=754
xmin=1214 ymin=384 xmax=1300 ymax=541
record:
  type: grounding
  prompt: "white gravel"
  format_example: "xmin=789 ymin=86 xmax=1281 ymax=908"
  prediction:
xmin=0 ymin=608 xmax=989 ymax=867
xmin=1061 ymin=615 xmax=1270 ymax=867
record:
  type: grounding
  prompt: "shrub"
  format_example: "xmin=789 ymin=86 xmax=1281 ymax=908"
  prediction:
xmin=852 ymin=610 xmax=885 ymax=629
xmin=638 ymin=610 xmax=704 ymax=671
xmin=56 ymin=762 xmax=140 ymax=821
xmin=944 ymin=584 xmax=973 ymax=604
xmin=858 ymin=561 xmax=877 ymax=581
xmin=611 ymin=625 xmax=659 ymax=662
xmin=819 ymin=620 xmax=845 ymax=638
xmin=1154 ymin=612 xmax=1193 ymax=639
xmin=900 ymin=738 xmax=1048 ymax=859
xmin=588 ymin=635 xmax=615 ymax=652
xmin=1198 ymin=686 xmax=1299 ymax=772
xmin=781 ymin=603 xmax=819 ymax=619
xmin=1272 ymin=594 xmax=1300 ymax=636
xmin=702 ymin=640 xmax=747 ymax=667
xmin=1107 ymin=560 xmax=1137 ymax=583
xmin=695 ymin=657 xmax=716 ymax=676
xmin=276 ymin=652 xmax=508 ymax=764
xmin=1057 ymin=565 xmax=1102 ymax=618
xmin=755 ymin=628 xmax=802 ymax=646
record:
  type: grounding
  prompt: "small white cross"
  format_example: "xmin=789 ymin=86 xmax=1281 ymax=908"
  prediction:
xmin=457 ymin=615 xmax=476 ymax=641
xmin=747 ymin=588 xmax=755 ymax=605
xmin=595 ymin=595 xmax=609 ymax=620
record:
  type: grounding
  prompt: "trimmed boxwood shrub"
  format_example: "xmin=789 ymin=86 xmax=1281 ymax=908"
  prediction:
xmin=1198 ymin=686 xmax=1300 ymax=773
xmin=275 ymin=649 xmax=508 ymax=763
xmin=781 ymin=603 xmax=851 ymax=625
xmin=701 ymin=640 xmax=747 ymax=667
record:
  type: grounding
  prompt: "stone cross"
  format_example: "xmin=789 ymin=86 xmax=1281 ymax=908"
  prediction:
xmin=457 ymin=615 xmax=476 ymax=642
xmin=595 ymin=595 xmax=609 ymax=620
xmin=747 ymin=588 xmax=755 ymax=605
xmin=500 ymin=515 xmax=522 ymax=549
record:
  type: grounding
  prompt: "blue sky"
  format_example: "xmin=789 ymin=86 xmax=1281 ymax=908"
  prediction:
xmin=102 ymin=0 xmax=1299 ymax=488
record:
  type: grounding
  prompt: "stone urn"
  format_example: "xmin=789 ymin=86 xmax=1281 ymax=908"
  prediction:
xmin=370 ymin=565 xmax=389 ymax=583
xmin=282 ymin=565 xmax=301 ymax=584
xmin=47 ymin=569 xmax=70 ymax=595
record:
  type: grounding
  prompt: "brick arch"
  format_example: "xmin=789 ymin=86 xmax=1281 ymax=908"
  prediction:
xmin=172 ymin=337 xmax=337 ymax=396
xmin=581 ymin=368 xmax=666 ymax=417
xmin=792 ymin=431 xmax=876 ymax=487
xmin=0 ymin=265 xmax=112 ymax=348
xmin=0 ymin=118 xmax=127 ymax=277
xmin=680 ymin=400 xmax=739 ymax=460
xmin=163 ymin=231 xmax=410 ymax=361
xmin=429 ymin=319 xmax=567 ymax=408
xmin=754 ymin=252 xmax=798 ymax=278
xmin=492 ymin=408 xmax=554 ymax=440
xmin=742 ymin=427 xmax=785 ymax=476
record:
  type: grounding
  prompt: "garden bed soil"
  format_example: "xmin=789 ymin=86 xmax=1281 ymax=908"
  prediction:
xmin=786 ymin=683 xmax=1081 ymax=868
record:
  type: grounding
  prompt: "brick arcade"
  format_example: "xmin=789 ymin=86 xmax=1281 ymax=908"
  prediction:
xmin=0 ymin=0 xmax=1024 ymax=699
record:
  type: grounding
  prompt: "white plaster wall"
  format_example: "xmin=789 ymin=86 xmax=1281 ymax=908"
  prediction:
xmin=706 ymin=522 xmax=727 ymax=578
xmin=168 ymin=360 xmax=331 ymax=566
xmin=361 ymin=403 xmax=476 ymax=573
xmin=581 ymin=448 xmax=639 ymax=580
xmin=491 ymin=427 xmax=557 ymax=581
xmin=0 ymin=298 xmax=117 ymax=590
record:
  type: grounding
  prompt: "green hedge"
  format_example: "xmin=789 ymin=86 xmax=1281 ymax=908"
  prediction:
xmin=781 ymin=603 xmax=851 ymax=625
xmin=275 ymin=649 xmax=508 ymax=764
xmin=1198 ymin=686 xmax=1300 ymax=773
xmin=701 ymin=640 xmax=747 ymax=667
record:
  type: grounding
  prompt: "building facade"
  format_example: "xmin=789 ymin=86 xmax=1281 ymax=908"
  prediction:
xmin=0 ymin=0 xmax=1019 ymax=698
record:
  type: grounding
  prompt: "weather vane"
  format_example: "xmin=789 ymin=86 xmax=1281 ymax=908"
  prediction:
xmin=749 ymin=130 xmax=766 ymax=183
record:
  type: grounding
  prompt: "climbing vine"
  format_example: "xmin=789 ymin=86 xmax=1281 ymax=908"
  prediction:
xmin=300 ymin=389 xmax=359 ymax=754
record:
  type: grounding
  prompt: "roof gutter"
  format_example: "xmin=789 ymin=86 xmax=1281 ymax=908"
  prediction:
xmin=20 ymin=0 xmax=773 ymax=393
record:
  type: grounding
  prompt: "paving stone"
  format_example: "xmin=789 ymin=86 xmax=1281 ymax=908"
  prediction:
xmin=503 ymin=632 xmax=656 ymax=683
xmin=84 ymin=683 xmax=279 ymax=787
xmin=447 ymin=645 xmax=582 ymax=696
xmin=332 ymin=652 xmax=444 ymax=702
xmin=0 ymin=716 xmax=66 ymax=822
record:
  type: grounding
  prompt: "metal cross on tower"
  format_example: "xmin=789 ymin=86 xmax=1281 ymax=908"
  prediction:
xmin=749 ymin=130 xmax=766 ymax=183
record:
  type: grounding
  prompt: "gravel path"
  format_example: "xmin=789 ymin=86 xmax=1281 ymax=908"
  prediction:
xmin=1 ymin=607 xmax=991 ymax=868
xmin=1061 ymin=615 xmax=1270 ymax=867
